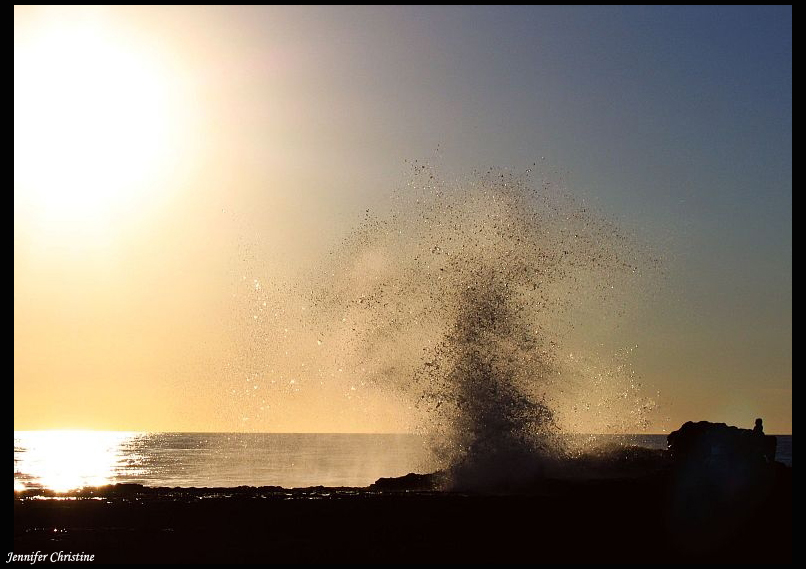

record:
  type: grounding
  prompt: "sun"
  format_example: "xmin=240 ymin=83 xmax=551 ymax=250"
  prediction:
xmin=14 ymin=11 xmax=180 ymax=240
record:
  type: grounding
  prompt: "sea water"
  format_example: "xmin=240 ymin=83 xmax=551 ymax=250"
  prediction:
xmin=13 ymin=431 xmax=791 ymax=492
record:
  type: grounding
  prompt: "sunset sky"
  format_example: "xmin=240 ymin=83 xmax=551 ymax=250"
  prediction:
xmin=14 ymin=6 xmax=791 ymax=433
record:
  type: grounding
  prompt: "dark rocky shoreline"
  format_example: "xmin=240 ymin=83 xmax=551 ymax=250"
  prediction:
xmin=13 ymin=464 xmax=791 ymax=563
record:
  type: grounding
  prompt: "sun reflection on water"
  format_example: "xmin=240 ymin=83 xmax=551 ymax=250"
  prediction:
xmin=14 ymin=430 xmax=140 ymax=492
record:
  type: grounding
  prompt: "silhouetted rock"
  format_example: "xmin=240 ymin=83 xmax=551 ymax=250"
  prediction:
xmin=667 ymin=420 xmax=776 ymax=467
xmin=664 ymin=419 xmax=786 ymax=555
xmin=370 ymin=471 xmax=448 ymax=491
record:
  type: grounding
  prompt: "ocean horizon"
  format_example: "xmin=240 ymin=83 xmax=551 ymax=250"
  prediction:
xmin=14 ymin=431 xmax=792 ymax=492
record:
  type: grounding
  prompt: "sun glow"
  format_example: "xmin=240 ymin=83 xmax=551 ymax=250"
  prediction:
xmin=14 ymin=11 xmax=184 ymax=241
xmin=14 ymin=430 xmax=140 ymax=493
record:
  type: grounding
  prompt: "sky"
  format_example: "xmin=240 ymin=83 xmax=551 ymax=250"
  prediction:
xmin=14 ymin=6 xmax=791 ymax=433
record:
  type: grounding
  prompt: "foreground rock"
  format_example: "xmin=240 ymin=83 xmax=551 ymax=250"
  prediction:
xmin=667 ymin=419 xmax=777 ymax=466
xmin=663 ymin=419 xmax=787 ymax=555
xmin=370 ymin=471 xmax=448 ymax=492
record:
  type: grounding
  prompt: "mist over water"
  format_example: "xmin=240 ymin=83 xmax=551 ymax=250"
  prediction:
xmin=237 ymin=164 xmax=662 ymax=488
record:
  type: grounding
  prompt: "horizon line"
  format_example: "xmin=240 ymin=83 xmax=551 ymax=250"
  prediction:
xmin=13 ymin=429 xmax=793 ymax=436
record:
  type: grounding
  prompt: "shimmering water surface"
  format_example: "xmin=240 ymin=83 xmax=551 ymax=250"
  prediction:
xmin=14 ymin=431 xmax=791 ymax=491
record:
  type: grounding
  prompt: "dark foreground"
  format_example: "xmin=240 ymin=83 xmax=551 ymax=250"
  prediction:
xmin=13 ymin=464 xmax=791 ymax=564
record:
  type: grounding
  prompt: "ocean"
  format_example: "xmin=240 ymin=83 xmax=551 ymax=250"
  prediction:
xmin=13 ymin=431 xmax=792 ymax=492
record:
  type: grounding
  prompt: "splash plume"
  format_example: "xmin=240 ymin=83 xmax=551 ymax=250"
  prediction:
xmin=237 ymin=163 xmax=660 ymax=488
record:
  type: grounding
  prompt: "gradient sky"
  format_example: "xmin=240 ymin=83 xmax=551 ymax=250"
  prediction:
xmin=14 ymin=6 xmax=791 ymax=433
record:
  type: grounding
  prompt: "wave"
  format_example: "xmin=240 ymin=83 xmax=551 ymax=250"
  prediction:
xmin=251 ymin=163 xmax=661 ymax=490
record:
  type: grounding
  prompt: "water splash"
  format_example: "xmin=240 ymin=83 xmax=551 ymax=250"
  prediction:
xmin=234 ymin=163 xmax=661 ymax=488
